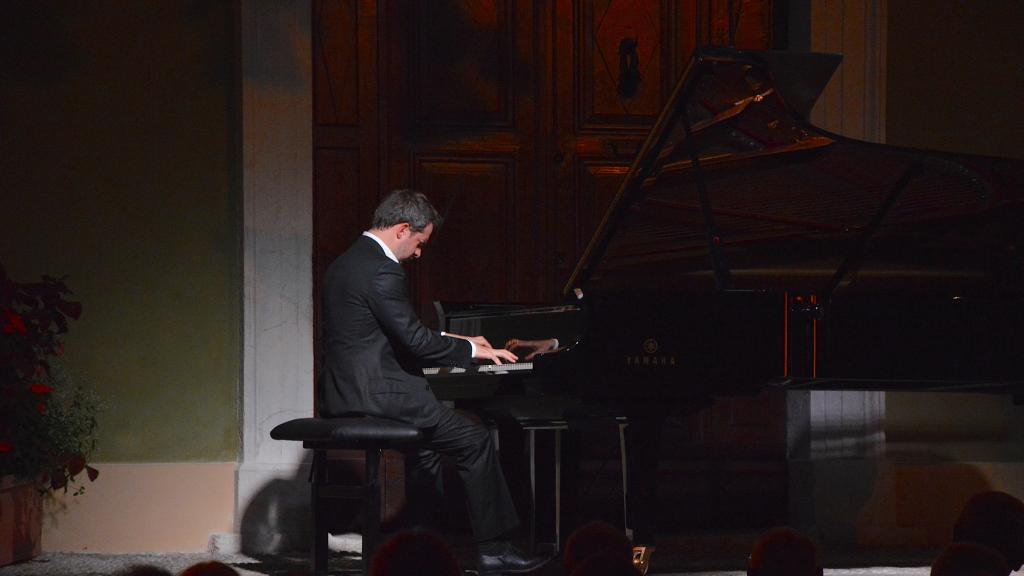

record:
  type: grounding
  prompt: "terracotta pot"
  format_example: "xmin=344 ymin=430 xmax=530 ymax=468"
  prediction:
xmin=0 ymin=475 xmax=42 ymax=566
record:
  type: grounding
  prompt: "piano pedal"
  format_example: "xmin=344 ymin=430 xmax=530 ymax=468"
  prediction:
xmin=632 ymin=545 xmax=655 ymax=575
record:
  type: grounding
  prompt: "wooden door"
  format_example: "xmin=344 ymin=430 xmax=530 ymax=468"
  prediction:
xmin=550 ymin=1 xmax=697 ymax=286
xmin=384 ymin=0 xmax=548 ymax=315
xmin=314 ymin=0 xmax=785 ymax=533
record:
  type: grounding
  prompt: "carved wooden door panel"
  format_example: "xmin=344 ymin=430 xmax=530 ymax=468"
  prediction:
xmin=549 ymin=0 xmax=773 ymax=289
xmin=380 ymin=0 xmax=774 ymax=316
xmin=384 ymin=0 xmax=548 ymax=317
xmin=313 ymin=0 xmax=384 ymax=376
xmin=549 ymin=1 xmax=698 ymax=291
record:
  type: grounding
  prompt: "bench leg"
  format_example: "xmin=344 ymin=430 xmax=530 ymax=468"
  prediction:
xmin=312 ymin=449 xmax=328 ymax=575
xmin=525 ymin=428 xmax=537 ymax=553
xmin=554 ymin=428 xmax=562 ymax=552
xmin=619 ymin=421 xmax=630 ymax=540
xmin=363 ymin=448 xmax=383 ymax=575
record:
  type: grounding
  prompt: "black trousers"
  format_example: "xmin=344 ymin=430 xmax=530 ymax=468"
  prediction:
xmin=405 ymin=405 xmax=520 ymax=542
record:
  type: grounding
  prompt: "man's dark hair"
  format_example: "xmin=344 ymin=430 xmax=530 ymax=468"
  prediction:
xmin=563 ymin=520 xmax=633 ymax=574
xmin=931 ymin=542 xmax=1009 ymax=576
xmin=748 ymin=527 xmax=821 ymax=576
xmin=371 ymin=189 xmax=442 ymax=232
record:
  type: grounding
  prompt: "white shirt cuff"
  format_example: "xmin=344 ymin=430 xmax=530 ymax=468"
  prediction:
xmin=441 ymin=331 xmax=475 ymax=358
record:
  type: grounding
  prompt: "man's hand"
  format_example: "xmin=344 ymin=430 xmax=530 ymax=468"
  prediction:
xmin=474 ymin=345 xmax=518 ymax=365
xmin=504 ymin=338 xmax=559 ymax=360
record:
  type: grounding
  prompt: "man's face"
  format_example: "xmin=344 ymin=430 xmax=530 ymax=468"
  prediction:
xmin=395 ymin=222 xmax=433 ymax=262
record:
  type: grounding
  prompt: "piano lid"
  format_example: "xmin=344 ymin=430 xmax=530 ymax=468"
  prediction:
xmin=564 ymin=47 xmax=1024 ymax=300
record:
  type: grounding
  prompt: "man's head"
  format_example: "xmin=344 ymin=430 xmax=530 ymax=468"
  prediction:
xmin=747 ymin=527 xmax=822 ymax=576
xmin=931 ymin=542 xmax=1009 ymax=576
xmin=372 ymin=189 xmax=442 ymax=233
xmin=563 ymin=521 xmax=634 ymax=574
xmin=370 ymin=189 xmax=443 ymax=261
xmin=369 ymin=531 xmax=461 ymax=576
xmin=953 ymin=491 xmax=1024 ymax=570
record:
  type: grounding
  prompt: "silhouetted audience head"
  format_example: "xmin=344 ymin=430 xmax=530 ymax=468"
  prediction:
xmin=563 ymin=521 xmax=634 ymax=574
xmin=178 ymin=561 xmax=240 ymax=576
xmin=953 ymin=491 xmax=1024 ymax=571
xmin=747 ymin=527 xmax=822 ymax=576
xmin=570 ymin=550 xmax=641 ymax=576
xmin=369 ymin=531 xmax=461 ymax=576
xmin=569 ymin=545 xmax=638 ymax=573
xmin=931 ymin=542 xmax=1009 ymax=576
xmin=116 ymin=566 xmax=173 ymax=576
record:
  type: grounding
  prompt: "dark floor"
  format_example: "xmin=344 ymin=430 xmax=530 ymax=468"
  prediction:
xmin=0 ymin=551 xmax=936 ymax=576
xmin=0 ymin=531 xmax=943 ymax=576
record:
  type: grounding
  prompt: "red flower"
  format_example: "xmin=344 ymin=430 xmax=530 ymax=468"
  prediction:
xmin=30 ymin=384 xmax=53 ymax=395
xmin=36 ymin=402 xmax=46 ymax=414
xmin=2 ymin=309 xmax=26 ymax=334
xmin=0 ymin=441 xmax=12 ymax=453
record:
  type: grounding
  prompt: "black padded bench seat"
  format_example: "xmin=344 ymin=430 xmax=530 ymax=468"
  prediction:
xmin=271 ymin=416 xmax=422 ymax=449
xmin=270 ymin=416 xmax=423 ymax=575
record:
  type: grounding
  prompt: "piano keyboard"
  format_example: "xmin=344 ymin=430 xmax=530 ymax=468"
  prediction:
xmin=423 ymin=362 xmax=534 ymax=376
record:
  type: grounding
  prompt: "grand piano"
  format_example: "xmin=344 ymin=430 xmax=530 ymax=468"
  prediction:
xmin=430 ymin=46 xmax=1024 ymax=403
xmin=425 ymin=46 xmax=1024 ymax=550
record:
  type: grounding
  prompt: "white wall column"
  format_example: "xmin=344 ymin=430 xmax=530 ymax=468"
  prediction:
xmin=236 ymin=0 xmax=315 ymax=554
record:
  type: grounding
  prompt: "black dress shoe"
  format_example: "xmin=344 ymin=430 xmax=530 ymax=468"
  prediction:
xmin=477 ymin=542 xmax=554 ymax=575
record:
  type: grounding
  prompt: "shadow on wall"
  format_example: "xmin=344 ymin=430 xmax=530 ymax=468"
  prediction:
xmin=788 ymin=420 xmax=994 ymax=553
xmin=238 ymin=450 xmax=316 ymax=555
xmin=237 ymin=450 xmax=416 ymax=556
xmin=792 ymin=451 xmax=993 ymax=552
xmin=855 ymin=455 xmax=993 ymax=550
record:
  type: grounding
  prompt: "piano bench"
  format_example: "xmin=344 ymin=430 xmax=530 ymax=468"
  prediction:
xmin=269 ymin=416 xmax=423 ymax=576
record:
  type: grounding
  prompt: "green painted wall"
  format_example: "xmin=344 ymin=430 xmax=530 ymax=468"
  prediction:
xmin=0 ymin=2 xmax=240 ymax=461
xmin=884 ymin=0 xmax=1024 ymax=462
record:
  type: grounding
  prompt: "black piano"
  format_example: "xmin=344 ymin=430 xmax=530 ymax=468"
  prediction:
xmin=425 ymin=46 xmax=1024 ymax=548
xmin=429 ymin=46 xmax=1024 ymax=403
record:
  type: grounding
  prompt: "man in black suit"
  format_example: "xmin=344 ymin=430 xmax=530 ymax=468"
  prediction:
xmin=320 ymin=189 xmax=551 ymax=575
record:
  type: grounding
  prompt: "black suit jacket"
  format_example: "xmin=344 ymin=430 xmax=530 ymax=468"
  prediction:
xmin=320 ymin=235 xmax=471 ymax=428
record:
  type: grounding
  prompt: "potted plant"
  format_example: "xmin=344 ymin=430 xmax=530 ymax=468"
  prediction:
xmin=0 ymin=265 xmax=99 ymax=566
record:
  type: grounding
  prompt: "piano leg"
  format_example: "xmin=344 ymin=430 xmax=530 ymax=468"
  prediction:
xmin=555 ymin=428 xmax=562 ymax=552
xmin=520 ymin=420 xmax=569 ymax=554
xmin=618 ymin=412 xmax=664 ymax=576
xmin=623 ymin=400 xmax=710 ymax=574
xmin=526 ymin=428 xmax=536 ymax=550
xmin=623 ymin=412 xmax=664 ymax=548
xmin=558 ymin=414 xmax=634 ymax=543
